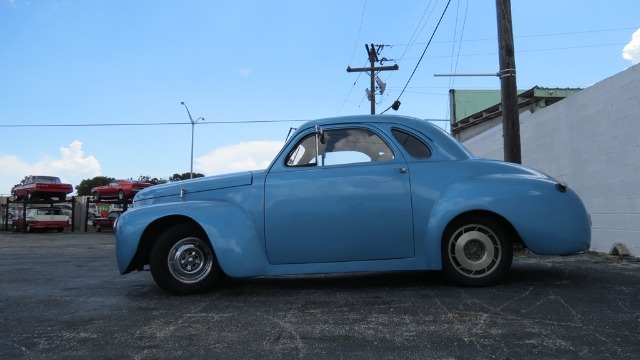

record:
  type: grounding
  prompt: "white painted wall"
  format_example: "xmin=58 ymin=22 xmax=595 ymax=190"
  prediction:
xmin=463 ymin=63 xmax=640 ymax=256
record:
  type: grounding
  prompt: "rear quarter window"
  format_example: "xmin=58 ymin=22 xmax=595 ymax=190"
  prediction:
xmin=391 ymin=129 xmax=432 ymax=159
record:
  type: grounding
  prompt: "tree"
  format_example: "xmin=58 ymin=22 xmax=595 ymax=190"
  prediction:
xmin=169 ymin=172 xmax=205 ymax=182
xmin=138 ymin=175 xmax=168 ymax=185
xmin=76 ymin=176 xmax=114 ymax=196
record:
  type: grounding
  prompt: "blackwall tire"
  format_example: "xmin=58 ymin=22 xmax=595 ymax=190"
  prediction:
xmin=442 ymin=215 xmax=513 ymax=287
xmin=150 ymin=223 xmax=222 ymax=295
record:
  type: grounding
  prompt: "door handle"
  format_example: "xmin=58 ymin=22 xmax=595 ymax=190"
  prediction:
xmin=395 ymin=167 xmax=408 ymax=174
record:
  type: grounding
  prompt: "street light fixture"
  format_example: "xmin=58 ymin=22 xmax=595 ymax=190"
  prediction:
xmin=180 ymin=101 xmax=204 ymax=179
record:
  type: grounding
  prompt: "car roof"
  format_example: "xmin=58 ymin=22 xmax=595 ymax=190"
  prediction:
xmin=291 ymin=115 xmax=473 ymax=161
xmin=299 ymin=114 xmax=429 ymax=129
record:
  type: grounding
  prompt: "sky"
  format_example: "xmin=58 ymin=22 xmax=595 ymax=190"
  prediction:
xmin=1 ymin=0 xmax=639 ymax=195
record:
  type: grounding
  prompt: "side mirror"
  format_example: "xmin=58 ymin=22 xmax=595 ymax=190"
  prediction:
xmin=314 ymin=126 xmax=325 ymax=166
xmin=315 ymin=125 xmax=325 ymax=144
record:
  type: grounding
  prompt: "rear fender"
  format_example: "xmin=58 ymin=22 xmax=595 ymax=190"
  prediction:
xmin=423 ymin=175 xmax=589 ymax=268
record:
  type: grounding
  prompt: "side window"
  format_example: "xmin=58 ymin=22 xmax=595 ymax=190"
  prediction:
xmin=392 ymin=129 xmax=432 ymax=159
xmin=286 ymin=128 xmax=394 ymax=167
xmin=286 ymin=134 xmax=317 ymax=167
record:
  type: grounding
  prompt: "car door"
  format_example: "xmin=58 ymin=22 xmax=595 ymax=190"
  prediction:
xmin=105 ymin=180 xmax=120 ymax=197
xmin=264 ymin=126 xmax=415 ymax=265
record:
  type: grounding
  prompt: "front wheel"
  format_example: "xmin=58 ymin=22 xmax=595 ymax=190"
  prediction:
xmin=150 ymin=223 xmax=222 ymax=295
xmin=442 ymin=215 xmax=513 ymax=287
xmin=117 ymin=190 xmax=126 ymax=201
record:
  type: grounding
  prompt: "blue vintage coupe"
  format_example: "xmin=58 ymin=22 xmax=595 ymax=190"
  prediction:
xmin=115 ymin=115 xmax=591 ymax=294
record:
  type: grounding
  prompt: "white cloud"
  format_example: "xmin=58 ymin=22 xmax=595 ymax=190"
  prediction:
xmin=240 ymin=68 xmax=251 ymax=79
xmin=622 ymin=28 xmax=640 ymax=64
xmin=195 ymin=141 xmax=284 ymax=175
xmin=0 ymin=140 xmax=101 ymax=195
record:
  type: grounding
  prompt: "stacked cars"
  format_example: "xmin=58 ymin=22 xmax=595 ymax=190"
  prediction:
xmin=91 ymin=179 xmax=153 ymax=201
xmin=5 ymin=176 xmax=153 ymax=233
xmin=91 ymin=210 xmax=123 ymax=232
xmin=11 ymin=175 xmax=73 ymax=201
xmin=12 ymin=207 xmax=71 ymax=232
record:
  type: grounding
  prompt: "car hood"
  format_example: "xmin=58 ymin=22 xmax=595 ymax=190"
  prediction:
xmin=134 ymin=171 xmax=257 ymax=203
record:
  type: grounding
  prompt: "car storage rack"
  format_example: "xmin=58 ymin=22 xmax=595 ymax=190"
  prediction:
xmin=2 ymin=196 xmax=77 ymax=233
xmin=83 ymin=197 xmax=130 ymax=232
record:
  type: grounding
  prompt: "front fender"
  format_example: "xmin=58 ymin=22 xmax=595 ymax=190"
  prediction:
xmin=115 ymin=201 xmax=267 ymax=277
xmin=423 ymin=175 xmax=591 ymax=268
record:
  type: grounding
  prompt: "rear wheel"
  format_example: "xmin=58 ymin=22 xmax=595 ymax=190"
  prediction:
xmin=442 ymin=215 xmax=513 ymax=286
xmin=93 ymin=192 xmax=101 ymax=201
xmin=117 ymin=190 xmax=126 ymax=201
xmin=150 ymin=223 xmax=222 ymax=295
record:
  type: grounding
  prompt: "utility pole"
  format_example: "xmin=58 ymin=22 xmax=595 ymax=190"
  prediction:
xmin=496 ymin=0 xmax=521 ymax=164
xmin=347 ymin=44 xmax=398 ymax=115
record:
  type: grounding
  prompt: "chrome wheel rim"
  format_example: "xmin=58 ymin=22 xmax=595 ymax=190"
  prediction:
xmin=167 ymin=237 xmax=213 ymax=284
xmin=448 ymin=224 xmax=501 ymax=278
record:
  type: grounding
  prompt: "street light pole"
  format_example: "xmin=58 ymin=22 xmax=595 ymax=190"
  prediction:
xmin=180 ymin=102 xmax=204 ymax=179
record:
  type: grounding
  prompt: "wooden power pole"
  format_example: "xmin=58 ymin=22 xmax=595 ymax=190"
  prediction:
xmin=496 ymin=0 xmax=521 ymax=164
xmin=347 ymin=44 xmax=398 ymax=115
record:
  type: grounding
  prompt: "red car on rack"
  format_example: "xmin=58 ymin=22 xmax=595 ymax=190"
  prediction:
xmin=11 ymin=175 xmax=73 ymax=201
xmin=91 ymin=210 xmax=123 ymax=232
xmin=91 ymin=179 xmax=153 ymax=201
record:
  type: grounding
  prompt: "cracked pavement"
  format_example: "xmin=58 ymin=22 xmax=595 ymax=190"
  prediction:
xmin=0 ymin=231 xmax=638 ymax=359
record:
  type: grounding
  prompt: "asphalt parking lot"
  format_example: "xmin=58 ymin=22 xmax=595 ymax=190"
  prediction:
xmin=0 ymin=231 xmax=638 ymax=360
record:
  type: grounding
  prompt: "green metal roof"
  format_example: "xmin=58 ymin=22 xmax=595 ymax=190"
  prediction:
xmin=449 ymin=87 xmax=581 ymax=124
xmin=449 ymin=89 xmax=524 ymax=123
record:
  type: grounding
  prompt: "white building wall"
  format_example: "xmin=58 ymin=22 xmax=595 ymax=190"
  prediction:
xmin=463 ymin=63 xmax=640 ymax=255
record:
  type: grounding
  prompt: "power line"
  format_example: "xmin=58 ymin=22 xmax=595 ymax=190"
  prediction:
xmin=347 ymin=0 xmax=367 ymax=66
xmin=0 ymin=119 xmax=309 ymax=128
xmin=337 ymin=0 xmax=369 ymax=115
xmin=382 ymin=0 xmax=452 ymax=114
xmin=399 ymin=42 xmax=629 ymax=60
xmin=337 ymin=60 xmax=368 ymax=115
xmin=449 ymin=0 xmax=470 ymax=89
xmin=397 ymin=0 xmax=436 ymax=63
xmin=388 ymin=26 xmax=639 ymax=47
